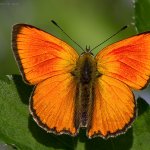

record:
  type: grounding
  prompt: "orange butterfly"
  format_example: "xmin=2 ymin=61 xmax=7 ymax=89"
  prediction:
xmin=12 ymin=22 xmax=150 ymax=139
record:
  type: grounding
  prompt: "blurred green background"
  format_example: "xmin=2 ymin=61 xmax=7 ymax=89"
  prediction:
xmin=0 ymin=0 xmax=150 ymax=102
xmin=0 ymin=0 xmax=135 ymax=74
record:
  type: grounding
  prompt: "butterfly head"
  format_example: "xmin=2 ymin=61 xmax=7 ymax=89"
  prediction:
xmin=80 ymin=45 xmax=94 ymax=56
xmin=86 ymin=45 xmax=91 ymax=52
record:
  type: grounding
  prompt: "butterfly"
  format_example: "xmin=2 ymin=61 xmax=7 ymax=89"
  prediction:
xmin=12 ymin=22 xmax=150 ymax=139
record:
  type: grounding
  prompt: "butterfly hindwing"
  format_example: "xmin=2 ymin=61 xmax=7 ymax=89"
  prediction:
xmin=88 ymin=75 xmax=136 ymax=138
xmin=30 ymin=73 xmax=77 ymax=135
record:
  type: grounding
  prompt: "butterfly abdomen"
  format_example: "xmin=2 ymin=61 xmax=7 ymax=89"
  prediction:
xmin=73 ymin=53 xmax=98 ymax=129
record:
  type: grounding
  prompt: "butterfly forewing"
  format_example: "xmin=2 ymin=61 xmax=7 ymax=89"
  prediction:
xmin=12 ymin=24 xmax=78 ymax=84
xmin=95 ymin=33 xmax=150 ymax=89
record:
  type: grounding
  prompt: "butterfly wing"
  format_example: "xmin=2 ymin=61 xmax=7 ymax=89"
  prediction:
xmin=88 ymin=33 xmax=150 ymax=138
xmin=12 ymin=24 xmax=78 ymax=84
xmin=12 ymin=24 xmax=79 ymax=135
xmin=88 ymin=76 xmax=135 ymax=138
xmin=31 ymin=73 xmax=77 ymax=135
xmin=96 ymin=33 xmax=150 ymax=90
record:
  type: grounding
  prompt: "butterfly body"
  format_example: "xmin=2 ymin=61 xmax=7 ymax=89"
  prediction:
xmin=73 ymin=51 xmax=98 ymax=129
xmin=12 ymin=24 xmax=150 ymax=139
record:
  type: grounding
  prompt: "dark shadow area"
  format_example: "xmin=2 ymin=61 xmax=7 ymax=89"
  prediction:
xmin=28 ymin=116 xmax=77 ymax=150
xmin=13 ymin=74 xmax=33 ymax=105
xmin=85 ymin=128 xmax=133 ymax=150
xmin=28 ymin=116 xmax=134 ymax=150
xmin=137 ymin=97 xmax=150 ymax=116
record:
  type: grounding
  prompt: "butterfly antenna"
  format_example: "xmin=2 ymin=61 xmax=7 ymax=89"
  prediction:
xmin=90 ymin=25 xmax=128 ymax=52
xmin=51 ymin=20 xmax=85 ymax=52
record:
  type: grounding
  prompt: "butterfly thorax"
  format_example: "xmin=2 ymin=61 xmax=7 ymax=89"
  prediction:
xmin=72 ymin=52 xmax=99 ymax=129
xmin=75 ymin=53 xmax=97 ymax=82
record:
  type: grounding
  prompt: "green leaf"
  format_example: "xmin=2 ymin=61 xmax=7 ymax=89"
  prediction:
xmin=131 ymin=98 xmax=150 ymax=150
xmin=0 ymin=75 xmax=75 ymax=150
xmin=0 ymin=75 xmax=150 ymax=150
xmin=134 ymin=0 xmax=150 ymax=32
